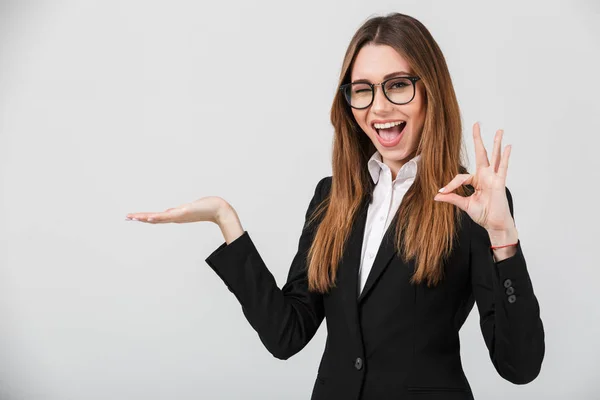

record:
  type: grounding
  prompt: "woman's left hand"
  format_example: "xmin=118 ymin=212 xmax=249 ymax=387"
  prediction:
xmin=433 ymin=122 xmax=516 ymax=234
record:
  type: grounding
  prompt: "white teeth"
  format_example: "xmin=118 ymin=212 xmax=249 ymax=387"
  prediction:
xmin=373 ymin=121 xmax=405 ymax=129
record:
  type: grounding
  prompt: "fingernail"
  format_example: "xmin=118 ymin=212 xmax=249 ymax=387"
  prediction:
xmin=147 ymin=218 xmax=153 ymax=222
xmin=132 ymin=218 xmax=139 ymax=221
xmin=438 ymin=187 xmax=445 ymax=193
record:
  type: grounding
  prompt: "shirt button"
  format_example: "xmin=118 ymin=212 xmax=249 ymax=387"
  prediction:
xmin=379 ymin=216 xmax=384 ymax=221
xmin=369 ymin=252 xmax=374 ymax=259
xmin=354 ymin=357 xmax=363 ymax=370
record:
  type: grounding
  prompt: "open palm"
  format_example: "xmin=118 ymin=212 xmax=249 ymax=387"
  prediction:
xmin=125 ymin=196 xmax=227 ymax=224
xmin=434 ymin=122 xmax=515 ymax=233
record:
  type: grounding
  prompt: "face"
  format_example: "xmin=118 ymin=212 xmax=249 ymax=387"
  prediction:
xmin=349 ymin=44 xmax=426 ymax=174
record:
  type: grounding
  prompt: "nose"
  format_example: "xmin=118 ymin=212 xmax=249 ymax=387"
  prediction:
xmin=371 ymin=84 xmax=392 ymax=114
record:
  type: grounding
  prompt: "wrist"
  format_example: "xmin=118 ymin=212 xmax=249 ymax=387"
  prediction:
xmin=215 ymin=200 xmax=234 ymax=224
xmin=486 ymin=226 xmax=519 ymax=247
xmin=487 ymin=227 xmax=519 ymax=262
xmin=215 ymin=203 xmax=244 ymax=245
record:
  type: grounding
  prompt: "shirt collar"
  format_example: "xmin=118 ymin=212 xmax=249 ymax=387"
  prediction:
xmin=367 ymin=150 xmax=421 ymax=184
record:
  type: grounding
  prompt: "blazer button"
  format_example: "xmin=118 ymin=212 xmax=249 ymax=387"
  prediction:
xmin=505 ymin=286 xmax=515 ymax=295
xmin=508 ymin=294 xmax=517 ymax=303
xmin=503 ymin=279 xmax=512 ymax=288
xmin=354 ymin=357 xmax=363 ymax=370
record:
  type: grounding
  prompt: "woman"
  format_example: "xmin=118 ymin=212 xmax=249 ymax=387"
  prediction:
xmin=126 ymin=12 xmax=544 ymax=400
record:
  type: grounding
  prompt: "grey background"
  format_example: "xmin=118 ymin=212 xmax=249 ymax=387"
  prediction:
xmin=0 ymin=0 xmax=598 ymax=399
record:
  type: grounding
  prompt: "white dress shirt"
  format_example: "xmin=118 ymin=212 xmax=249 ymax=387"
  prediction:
xmin=358 ymin=151 xmax=421 ymax=296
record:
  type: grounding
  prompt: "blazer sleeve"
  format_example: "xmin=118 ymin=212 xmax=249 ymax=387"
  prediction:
xmin=204 ymin=176 xmax=328 ymax=360
xmin=469 ymin=186 xmax=545 ymax=384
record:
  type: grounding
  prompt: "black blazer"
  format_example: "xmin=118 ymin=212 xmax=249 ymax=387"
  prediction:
xmin=205 ymin=176 xmax=545 ymax=400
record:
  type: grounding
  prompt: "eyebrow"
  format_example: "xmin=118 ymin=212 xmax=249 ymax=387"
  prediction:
xmin=351 ymin=71 xmax=412 ymax=84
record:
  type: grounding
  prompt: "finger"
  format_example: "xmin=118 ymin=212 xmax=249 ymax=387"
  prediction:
xmin=126 ymin=212 xmax=167 ymax=223
xmin=434 ymin=192 xmax=469 ymax=212
xmin=473 ymin=122 xmax=490 ymax=169
xmin=497 ymin=144 xmax=511 ymax=180
xmin=125 ymin=213 xmax=155 ymax=222
xmin=126 ymin=207 xmax=181 ymax=223
xmin=490 ymin=129 xmax=503 ymax=173
xmin=147 ymin=208 xmax=181 ymax=223
xmin=438 ymin=174 xmax=473 ymax=194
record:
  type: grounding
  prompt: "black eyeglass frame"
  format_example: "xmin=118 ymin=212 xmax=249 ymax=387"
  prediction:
xmin=339 ymin=76 xmax=421 ymax=110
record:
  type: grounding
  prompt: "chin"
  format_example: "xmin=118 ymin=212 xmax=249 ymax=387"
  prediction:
xmin=379 ymin=145 xmax=415 ymax=160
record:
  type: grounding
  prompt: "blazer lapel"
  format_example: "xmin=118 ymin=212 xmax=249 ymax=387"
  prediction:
xmin=338 ymin=195 xmax=403 ymax=332
xmin=357 ymin=211 xmax=399 ymax=304
xmin=338 ymin=197 xmax=368 ymax=345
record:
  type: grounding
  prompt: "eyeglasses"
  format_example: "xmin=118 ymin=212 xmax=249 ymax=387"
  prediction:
xmin=340 ymin=76 xmax=421 ymax=109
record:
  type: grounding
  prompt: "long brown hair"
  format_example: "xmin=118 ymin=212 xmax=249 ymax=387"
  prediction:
xmin=305 ymin=13 xmax=473 ymax=293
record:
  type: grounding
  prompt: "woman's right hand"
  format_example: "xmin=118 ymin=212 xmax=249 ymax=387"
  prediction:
xmin=125 ymin=196 xmax=230 ymax=225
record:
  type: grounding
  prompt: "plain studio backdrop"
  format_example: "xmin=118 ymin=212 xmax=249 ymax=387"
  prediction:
xmin=0 ymin=0 xmax=598 ymax=399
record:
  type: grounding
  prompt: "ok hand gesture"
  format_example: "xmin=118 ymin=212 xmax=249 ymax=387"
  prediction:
xmin=434 ymin=122 xmax=516 ymax=235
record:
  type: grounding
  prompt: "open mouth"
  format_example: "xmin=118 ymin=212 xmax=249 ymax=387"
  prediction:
xmin=374 ymin=121 xmax=407 ymax=139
